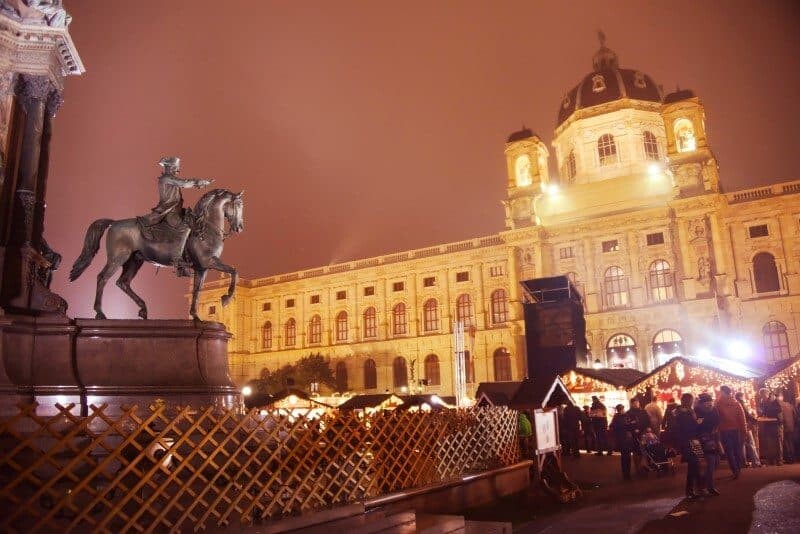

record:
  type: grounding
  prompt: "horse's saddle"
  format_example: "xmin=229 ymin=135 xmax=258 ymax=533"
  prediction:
xmin=136 ymin=209 xmax=195 ymax=243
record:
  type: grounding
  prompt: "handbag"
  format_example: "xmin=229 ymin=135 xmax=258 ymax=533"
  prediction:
xmin=700 ymin=435 xmax=718 ymax=455
xmin=689 ymin=439 xmax=704 ymax=459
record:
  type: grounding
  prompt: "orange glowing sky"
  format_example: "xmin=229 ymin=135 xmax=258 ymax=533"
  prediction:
xmin=48 ymin=0 xmax=800 ymax=319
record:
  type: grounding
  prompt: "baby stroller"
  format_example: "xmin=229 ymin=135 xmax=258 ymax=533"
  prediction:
xmin=640 ymin=431 xmax=677 ymax=476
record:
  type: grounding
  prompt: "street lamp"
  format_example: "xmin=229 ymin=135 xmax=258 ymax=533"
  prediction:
xmin=593 ymin=358 xmax=603 ymax=370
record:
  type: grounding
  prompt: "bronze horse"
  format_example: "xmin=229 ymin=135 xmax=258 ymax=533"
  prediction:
xmin=70 ymin=188 xmax=244 ymax=320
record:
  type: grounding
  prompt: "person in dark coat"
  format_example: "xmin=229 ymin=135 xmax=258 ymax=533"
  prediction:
xmin=610 ymin=404 xmax=636 ymax=480
xmin=626 ymin=398 xmax=650 ymax=472
xmin=590 ymin=396 xmax=611 ymax=455
xmin=581 ymin=405 xmax=595 ymax=452
xmin=695 ymin=393 xmax=721 ymax=496
xmin=778 ymin=393 xmax=796 ymax=463
xmin=674 ymin=393 xmax=701 ymax=499
xmin=562 ymin=402 xmax=583 ymax=457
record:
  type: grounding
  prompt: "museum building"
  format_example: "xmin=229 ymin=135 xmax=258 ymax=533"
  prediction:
xmin=197 ymin=42 xmax=800 ymax=398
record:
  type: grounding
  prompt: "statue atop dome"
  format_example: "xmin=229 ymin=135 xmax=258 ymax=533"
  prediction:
xmin=592 ymin=30 xmax=619 ymax=71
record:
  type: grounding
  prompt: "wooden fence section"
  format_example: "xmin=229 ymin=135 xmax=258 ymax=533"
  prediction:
xmin=0 ymin=403 xmax=519 ymax=533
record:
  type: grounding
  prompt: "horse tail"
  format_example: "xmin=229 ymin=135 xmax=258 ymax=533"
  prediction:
xmin=69 ymin=219 xmax=114 ymax=281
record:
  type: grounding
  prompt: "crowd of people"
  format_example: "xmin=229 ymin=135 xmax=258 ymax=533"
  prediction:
xmin=557 ymin=386 xmax=799 ymax=499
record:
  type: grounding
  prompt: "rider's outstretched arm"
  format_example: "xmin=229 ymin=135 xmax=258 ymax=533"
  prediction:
xmin=162 ymin=176 xmax=213 ymax=189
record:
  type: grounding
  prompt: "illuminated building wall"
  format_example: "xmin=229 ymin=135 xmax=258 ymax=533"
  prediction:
xmin=197 ymin=43 xmax=800 ymax=396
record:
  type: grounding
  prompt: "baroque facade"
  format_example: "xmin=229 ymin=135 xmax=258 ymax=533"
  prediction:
xmin=197 ymin=42 xmax=800 ymax=398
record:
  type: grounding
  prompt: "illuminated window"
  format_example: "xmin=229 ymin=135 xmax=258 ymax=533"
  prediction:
xmin=649 ymin=260 xmax=674 ymax=302
xmin=336 ymin=290 xmax=347 ymax=300
xmin=309 ymin=315 xmax=322 ymax=344
xmin=674 ymin=119 xmax=696 ymax=152
xmin=456 ymin=294 xmax=474 ymax=327
xmin=364 ymin=359 xmax=377 ymax=389
xmin=363 ymin=307 xmax=377 ymax=338
xmin=753 ymin=252 xmax=780 ymax=293
xmin=606 ymin=334 xmax=637 ymax=368
xmin=464 ymin=350 xmax=475 ymax=384
xmin=335 ymin=362 xmax=348 ymax=392
xmin=424 ymin=354 xmax=440 ymax=386
xmin=489 ymin=266 xmax=504 ymax=277
xmin=762 ymin=321 xmax=790 ymax=363
xmin=602 ymin=239 xmax=619 ymax=253
xmin=591 ymin=74 xmax=606 ymax=93
xmin=310 ymin=295 xmax=320 ymax=304
xmin=393 ymin=356 xmax=408 ymax=389
xmin=493 ymin=348 xmax=512 ymax=382
xmin=456 ymin=271 xmax=470 ymax=282
xmin=284 ymin=318 xmax=296 ymax=347
xmin=564 ymin=150 xmax=577 ymax=182
xmin=393 ymin=281 xmax=405 ymax=292
xmin=633 ymin=71 xmax=647 ymax=89
xmin=423 ymin=276 xmax=436 ymax=287
xmin=597 ymin=134 xmax=618 ymax=166
xmin=652 ymin=329 xmax=683 ymax=360
xmin=392 ymin=303 xmax=407 ymax=335
xmin=363 ymin=286 xmax=375 ymax=296
xmin=559 ymin=246 xmax=575 ymax=259
xmin=490 ymin=289 xmax=509 ymax=324
xmin=646 ymin=232 xmax=664 ymax=246
xmin=423 ymin=299 xmax=439 ymax=332
xmin=335 ymin=311 xmax=348 ymax=342
xmin=262 ymin=321 xmax=272 ymax=350
xmin=604 ymin=266 xmax=629 ymax=308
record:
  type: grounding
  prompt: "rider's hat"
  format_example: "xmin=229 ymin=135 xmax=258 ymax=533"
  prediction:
xmin=158 ymin=156 xmax=180 ymax=169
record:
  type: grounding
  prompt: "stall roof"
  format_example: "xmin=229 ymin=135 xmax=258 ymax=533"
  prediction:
xmin=569 ymin=367 xmax=646 ymax=388
xmin=476 ymin=377 xmax=575 ymax=409
xmin=627 ymin=356 xmax=756 ymax=391
xmin=766 ymin=354 xmax=800 ymax=376
xmin=475 ymin=382 xmax=522 ymax=406
xmin=337 ymin=394 xmax=403 ymax=410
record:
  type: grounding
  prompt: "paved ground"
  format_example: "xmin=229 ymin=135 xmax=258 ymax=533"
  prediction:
xmin=463 ymin=453 xmax=800 ymax=533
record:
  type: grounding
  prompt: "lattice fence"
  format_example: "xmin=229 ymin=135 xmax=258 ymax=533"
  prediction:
xmin=0 ymin=403 xmax=519 ymax=532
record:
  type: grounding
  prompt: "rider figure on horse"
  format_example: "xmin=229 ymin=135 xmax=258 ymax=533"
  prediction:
xmin=141 ymin=156 xmax=213 ymax=276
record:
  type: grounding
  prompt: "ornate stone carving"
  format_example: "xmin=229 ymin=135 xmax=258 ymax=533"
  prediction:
xmin=0 ymin=0 xmax=71 ymax=27
xmin=45 ymin=87 xmax=62 ymax=117
xmin=16 ymin=189 xmax=35 ymax=238
xmin=16 ymin=73 xmax=52 ymax=101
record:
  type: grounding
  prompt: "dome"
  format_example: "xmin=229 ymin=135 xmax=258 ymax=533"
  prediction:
xmin=556 ymin=38 xmax=662 ymax=127
xmin=506 ymin=127 xmax=535 ymax=143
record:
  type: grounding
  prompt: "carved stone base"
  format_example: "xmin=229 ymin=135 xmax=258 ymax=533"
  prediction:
xmin=0 ymin=244 xmax=67 ymax=315
xmin=0 ymin=316 xmax=239 ymax=417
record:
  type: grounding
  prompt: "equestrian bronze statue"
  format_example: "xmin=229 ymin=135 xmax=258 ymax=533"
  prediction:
xmin=69 ymin=156 xmax=244 ymax=320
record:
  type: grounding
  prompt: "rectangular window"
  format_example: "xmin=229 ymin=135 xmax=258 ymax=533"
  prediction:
xmin=601 ymin=239 xmax=620 ymax=253
xmin=455 ymin=271 xmax=470 ymax=282
xmin=393 ymin=281 xmax=405 ymax=292
xmin=749 ymin=224 xmax=769 ymax=238
xmin=423 ymin=276 xmax=436 ymax=287
xmin=646 ymin=232 xmax=665 ymax=246
xmin=262 ymin=302 xmax=271 ymax=312
xmin=336 ymin=290 xmax=347 ymax=300
xmin=489 ymin=266 xmax=505 ymax=277
xmin=208 ymin=305 xmax=216 ymax=315
xmin=285 ymin=299 xmax=295 ymax=308
xmin=363 ymin=286 xmax=375 ymax=296
xmin=310 ymin=295 xmax=320 ymax=304
xmin=559 ymin=246 xmax=574 ymax=259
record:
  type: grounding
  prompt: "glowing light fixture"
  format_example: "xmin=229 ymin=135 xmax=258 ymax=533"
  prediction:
xmin=241 ymin=385 xmax=252 ymax=397
xmin=592 ymin=358 xmax=603 ymax=370
xmin=546 ymin=183 xmax=560 ymax=196
xmin=695 ymin=348 xmax=711 ymax=360
xmin=647 ymin=163 xmax=661 ymax=177
xmin=288 ymin=394 xmax=298 ymax=405
xmin=726 ymin=339 xmax=752 ymax=360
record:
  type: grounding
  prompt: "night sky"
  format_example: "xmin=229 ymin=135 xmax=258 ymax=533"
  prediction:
xmin=48 ymin=1 xmax=800 ymax=319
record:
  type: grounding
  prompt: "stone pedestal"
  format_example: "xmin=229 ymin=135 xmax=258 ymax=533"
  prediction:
xmin=0 ymin=316 xmax=239 ymax=416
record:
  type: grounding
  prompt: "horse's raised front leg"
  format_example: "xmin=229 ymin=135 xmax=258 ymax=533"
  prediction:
xmin=190 ymin=269 xmax=208 ymax=321
xmin=116 ymin=253 xmax=147 ymax=319
xmin=94 ymin=256 xmax=126 ymax=320
xmin=208 ymin=256 xmax=237 ymax=307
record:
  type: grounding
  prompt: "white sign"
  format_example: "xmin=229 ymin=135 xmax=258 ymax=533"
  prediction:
xmin=534 ymin=409 xmax=559 ymax=453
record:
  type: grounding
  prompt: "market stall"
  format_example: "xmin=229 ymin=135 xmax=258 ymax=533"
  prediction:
xmin=561 ymin=368 xmax=645 ymax=418
xmin=763 ymin=355 xmax=800 ymax=403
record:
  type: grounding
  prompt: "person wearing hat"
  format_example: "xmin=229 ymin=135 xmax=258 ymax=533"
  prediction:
xmin=142 ymin=156 xmax=213 ymax=275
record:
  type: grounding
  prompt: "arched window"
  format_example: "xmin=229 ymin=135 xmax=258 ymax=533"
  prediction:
xmin=652 ymin=329 xmax=684 ymax=364
xmin=423 ymin=299 xmax=439 ymax=332
xmin=564 ymin=150 xmax=577 ymax=182
xmin=493 ymin=348 xmax=512 ymax=382
xmin=490 ymin=289 xmax=509 ymax=324
xmin=363 ymin=307 xmax=377 ymax=339
xmin=604 ymin=266 xmax=629 ymax=308
xmin=424 ymin=354 xmax=440 ymax=386
xmin=763 ymin=321 xmax=791 ymax=363
xmin=284 ymin=318 xmax=296 ymax=347
xmin=649 ymin=260 xmax=674 ymax=302
xmin=753 ymin=252 xmax=780 ymax=293
xmin=674 ymin=119 xmax=696 ymax=152
xmin=597 ymin=134 xmax=618 ymax=166
xmin=464 ymin=350 xmax=475 ymax=384
xmin=642 ymin=131 xmax=659 ymax=161
xmin=308 ymin=315 xmax=322 ymax=344
xmin=456 ymin=294 xmax=474 ymax=327
xmin=606 ymin=334 xmax=637 ymax=368
xmin=262 ymin=321 xmax=273 ymax=350
xmin=393 ymin=356 xmax=408 ymax=389
xmin=335 ymin=311 xmax=348 ymax=342
xmin=335 ymin=361 xmax=348 ymax=392
xmin=363 ymin=359 xmax=377 ymax=389
xmin=392 ymin=303 xmax=407 ymax=335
